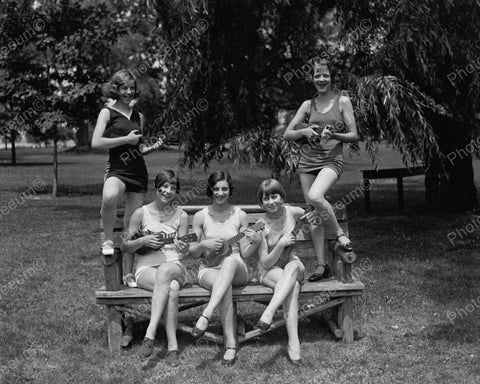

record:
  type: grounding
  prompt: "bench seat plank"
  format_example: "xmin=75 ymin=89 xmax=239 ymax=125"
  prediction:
xmin=95 ymin=280 xmax=364 ymax=305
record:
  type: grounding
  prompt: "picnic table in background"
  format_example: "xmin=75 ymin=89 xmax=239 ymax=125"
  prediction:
xmin=361 ymin=166 xmax=426 ymax=214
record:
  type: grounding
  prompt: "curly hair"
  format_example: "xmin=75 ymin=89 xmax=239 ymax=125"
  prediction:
xmin=103 ymin=69 xmax=139 ymax=99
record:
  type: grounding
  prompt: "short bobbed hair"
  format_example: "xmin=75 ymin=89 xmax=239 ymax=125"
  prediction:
xmin=256 ymin=179 xmax=287 ymax=206
xmin=154 ymin=170 xmax=180 ymax=194
xmin=104 ymin=69 xmax=139 ymax=99
xmin=206 ymin=171 xmax=233 ymax=198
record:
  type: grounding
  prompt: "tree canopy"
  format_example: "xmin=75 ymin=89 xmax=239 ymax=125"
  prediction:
xmin=146 ymin=0 xmax=479 ymax=210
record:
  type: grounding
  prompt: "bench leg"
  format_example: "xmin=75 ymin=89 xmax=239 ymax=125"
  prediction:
xmin=338 ymin=297 xmax=354 ymax=343
xmin=107 ymin=306 xmax=123 ymax=352
xmin=364 ymin=182 xmax=371 ymax=213
xmin=397 ymin=177 xmax=404 ymax=214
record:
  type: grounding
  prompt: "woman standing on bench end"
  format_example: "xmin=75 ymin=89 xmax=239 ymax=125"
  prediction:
xmin=283 ymin=59 xmax=359 ymax=282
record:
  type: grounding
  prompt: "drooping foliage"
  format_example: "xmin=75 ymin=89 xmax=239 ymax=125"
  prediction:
xmin=147 ymin=0 xmax=479 ymax=210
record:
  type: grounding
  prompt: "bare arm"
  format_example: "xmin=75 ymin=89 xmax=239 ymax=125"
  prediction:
xmin=174 ymin=210 xmax=190 ymax=256
xmin=188 ymin=210 xmax=217 ymax=258
xmin=91 ymin=108 xmax=142 ymax=149
xmin=258 ymin=232 xmax=294 ymax=270
xmin=177 ymin=210 xmax=189 ymax=237
xmin=283 ymin=100 xmax=320 ymax=141
xmin=239 ymin=211 xmax=260 ymax=259
xmin=121 ymin=208 xmax=156 ymax=254
xmin=138 ymin=113 xmax=164 ymax=155
xmin=330 ymin=96 xmax=359 ymax=143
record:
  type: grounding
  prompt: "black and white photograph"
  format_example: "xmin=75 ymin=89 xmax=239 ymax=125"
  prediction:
xmin=1 ymin=1 xmax=479 ymax=383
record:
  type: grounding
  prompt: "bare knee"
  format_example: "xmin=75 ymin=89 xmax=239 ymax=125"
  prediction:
xmin=102 ymin=192 xmax=120 ymax=209
xmin=169 ymin=280 xmax=180 ymax=300
xmin=155 ymin=267 xmax=173 ymax=284
xmin=284 ymin=263 xmax=300 ymax=279
xmin=308 ymin=191 xmax=327 ymax=208
xmin=221 ymin=257 xmax=238 ymax=274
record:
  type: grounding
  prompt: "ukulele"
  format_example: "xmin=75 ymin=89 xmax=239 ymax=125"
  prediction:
xmin=290 ymin=204 xmax=315 ymax=237
xmin=202 ymin=221 xmax=265 ymax=267
xmin=293 ymin=123 xmax=337 ymax=145
xmin=131 ymin=231 xmax=198 ymax=255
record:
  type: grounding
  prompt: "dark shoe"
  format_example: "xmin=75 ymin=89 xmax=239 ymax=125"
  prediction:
xmin=336 ymin=232 xmax=353 ymax=252
xmin=221 ymin=347 xmax=237 ymax=366
xmin=191 ymin=314 xmax=209 ymax=339
xmin=120 ymin=333 xmax=133 ymax=348
xmin=255 ymin=319 xmax=271 ymax=332
xmin=308 ymin=264 xmax=331 ymax=282
xmin=165 ymin=350 xmax=180 ymax=367
xmin=138 ymin=337 xmax=154 ymax=358
xmin=286 ymin=350 xmax=302 ymax=366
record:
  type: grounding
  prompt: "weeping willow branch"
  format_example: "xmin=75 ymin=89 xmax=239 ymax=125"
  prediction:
xmin=226 ymin=76 xmax=448 ymax=177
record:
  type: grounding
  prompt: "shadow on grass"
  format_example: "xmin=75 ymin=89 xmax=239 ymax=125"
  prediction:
xmin=0 ymin=162 xmax=76 ymax=166
xmin=421 ymin=319 xmax=480 ymax=344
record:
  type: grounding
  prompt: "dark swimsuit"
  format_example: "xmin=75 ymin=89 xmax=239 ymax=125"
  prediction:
xmin=103 ymin=108 xmax=148 ymax=193
xmin=298 ymin=95 xmax=345 ymax=178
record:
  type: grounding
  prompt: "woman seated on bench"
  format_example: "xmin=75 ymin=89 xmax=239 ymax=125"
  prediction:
xmin=251 ymin=179 xmax=308 ymax=365
xmin=188 ymin=171 xmax=256 ymax=366
xmin=121 ymin=170 xmax=190 ymax=365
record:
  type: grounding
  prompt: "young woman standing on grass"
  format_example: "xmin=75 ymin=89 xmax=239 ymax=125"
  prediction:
xmin=248 ymin=179 xmax=307 ymax=365
xmin=91 ymin=69 xmax=163 ymax=287
xmin=283 ymin=59 xmax=359 ymax=281
xmin=188 ymin=171 xmax=258 ymax=366
xmin=122 ymin=170 xmax=190 ymax=366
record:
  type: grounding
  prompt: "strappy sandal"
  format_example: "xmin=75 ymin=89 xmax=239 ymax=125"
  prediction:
xmin=308 ymin=264 xmax=331 ymax=282
xmin=336 ymin=232 xmax=353 ymax=252
xmin=222 ymin=347 xmax=237 ymax=366
xmin=191 ymin=314 xmax=209 ymax=338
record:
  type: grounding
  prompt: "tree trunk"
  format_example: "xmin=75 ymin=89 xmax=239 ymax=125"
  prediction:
xmin=425 ymin=120 xmax=479 ymax=212
xmin=74 ymin=120 xmax=91 ymax=151
xmin=10 ymin=129 xmax=16 ymax=165
xmin=52 ymin=125 xmax=58 ymax=198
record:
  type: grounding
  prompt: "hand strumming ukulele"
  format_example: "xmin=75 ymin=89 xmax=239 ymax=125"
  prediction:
xmin=202 ymin=222 xmax=265 ymax=267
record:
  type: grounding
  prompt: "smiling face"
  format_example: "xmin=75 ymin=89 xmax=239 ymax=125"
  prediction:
xmin=156 ymin=180 xmax=177 ymax=203
xmin=211 ymin=180 xmax=230 ymax=204
xmin=261 ymin=192 xmax=284 ymax=213
xmin=313 ymin=65 xmax=332 ymax=93
xmin=117 ymin=80 xmax=136 ymax=106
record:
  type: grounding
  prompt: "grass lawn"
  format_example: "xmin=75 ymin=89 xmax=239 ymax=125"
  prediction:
xmin=0 ymin=145 xmax=479 ymax=384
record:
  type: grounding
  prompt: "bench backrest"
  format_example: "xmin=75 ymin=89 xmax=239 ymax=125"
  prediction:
xmin=99 ymin=204 xmax=352 ymax=290
xmin=99 ymin=204 xmax=348 ymax=248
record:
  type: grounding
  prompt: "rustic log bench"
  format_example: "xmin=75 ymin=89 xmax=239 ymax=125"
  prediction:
xmin=95 ymin=205 xmax=364 ymax=352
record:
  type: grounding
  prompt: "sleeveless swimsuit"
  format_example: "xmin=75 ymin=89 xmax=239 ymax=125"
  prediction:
xmin=103 ymin=107 xmax=148 ymax=193
xmin=134 ymin=206 xmax=187 ymax=285
xmin=257 ymin=206 xmax=305 ymax=285
xmin=298 ymin=95 xmax=346 ymax=177
xmin=197 ymin=206 xmax=249 ymax=286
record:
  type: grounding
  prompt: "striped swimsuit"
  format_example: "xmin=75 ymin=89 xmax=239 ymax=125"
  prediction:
xmin=298 ymin=95 xmax=346 ymax=177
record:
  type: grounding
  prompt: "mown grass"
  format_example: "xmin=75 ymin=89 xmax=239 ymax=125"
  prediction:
xmin=0 ymin=146 xmax=479 ymax=384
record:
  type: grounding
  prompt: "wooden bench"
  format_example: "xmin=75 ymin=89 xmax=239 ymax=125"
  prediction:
xmin=362 ymin=166 xmax=425 ymax=213
xmin=95 ymin=205 xmax=365 ymax=352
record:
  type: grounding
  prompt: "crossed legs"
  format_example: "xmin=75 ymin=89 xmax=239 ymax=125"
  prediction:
xmin=257 ymin=260 xmax=303 ymax=360
xmin=194 ymin=256 xmax=247 ymax=360
xmin=137 ymin=263 xmax=184 ymax=352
